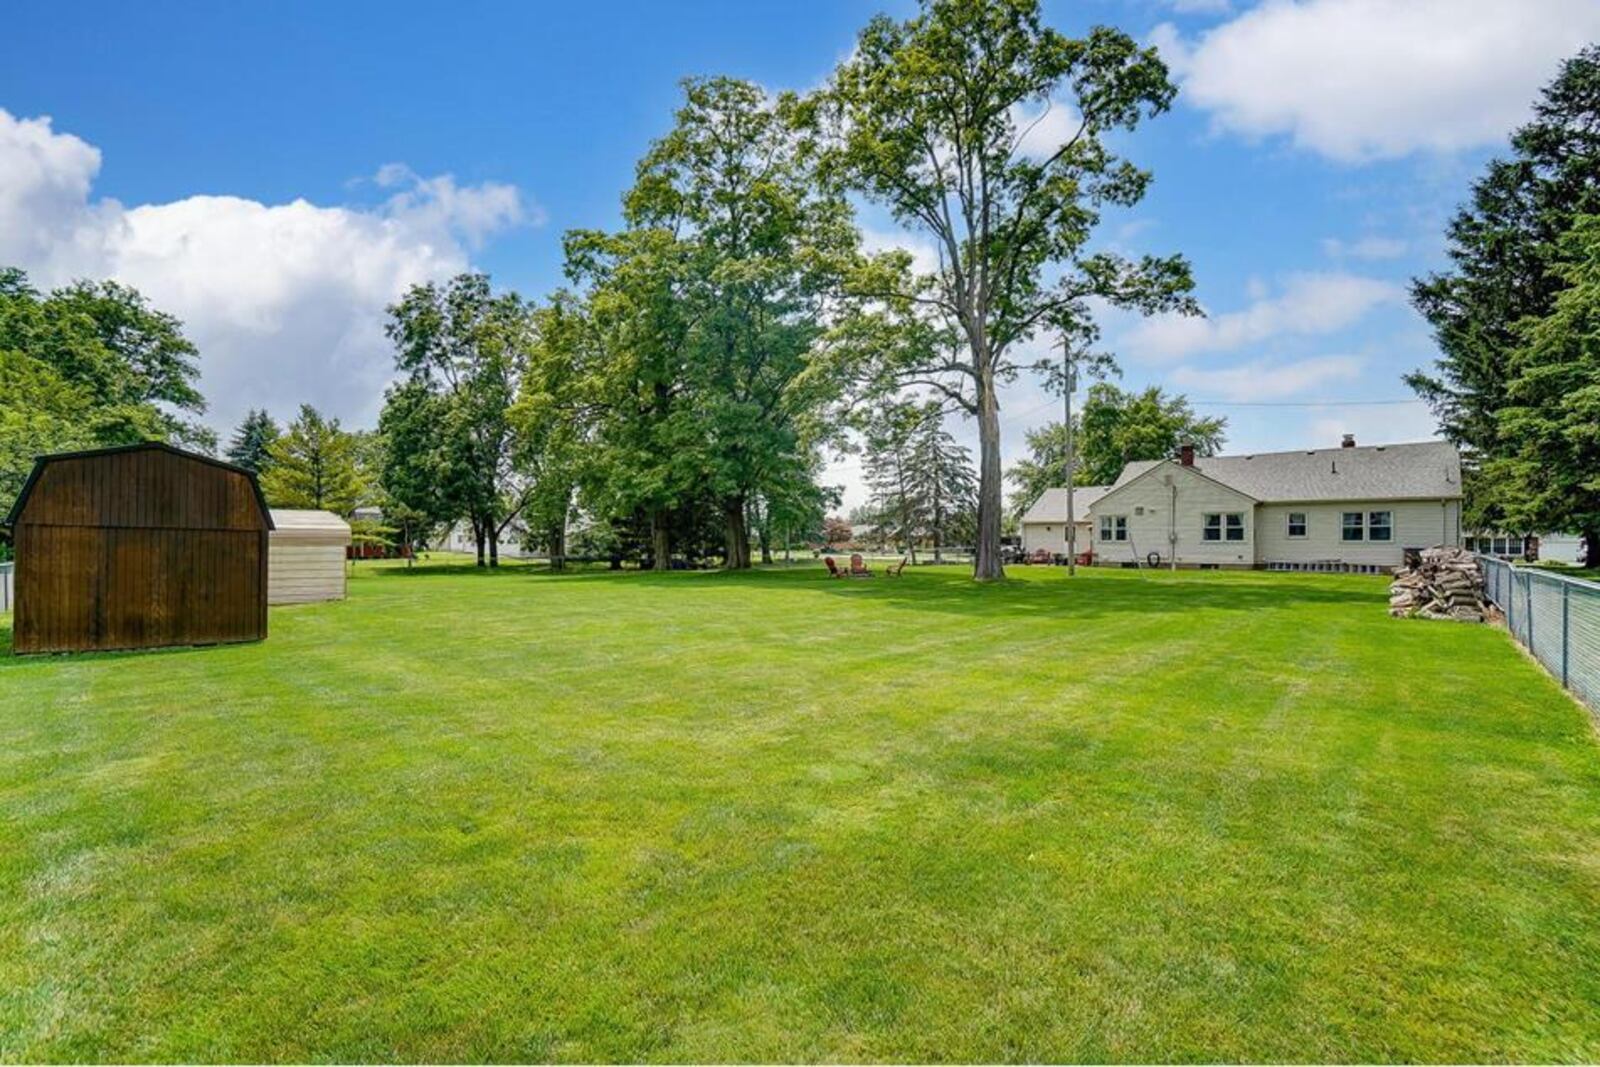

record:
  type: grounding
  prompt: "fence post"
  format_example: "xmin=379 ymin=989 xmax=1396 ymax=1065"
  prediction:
xmin=1527 ymin=575 xmax=1534 ymax=648
xmin=1562 ymin=582 xmax=1571 ymax=688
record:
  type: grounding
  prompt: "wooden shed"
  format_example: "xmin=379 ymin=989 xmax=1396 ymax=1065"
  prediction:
xmin=268 ymin=509 xmax=351 ymax=604
xmin=5 ymin=442 xmax=273 ymax=654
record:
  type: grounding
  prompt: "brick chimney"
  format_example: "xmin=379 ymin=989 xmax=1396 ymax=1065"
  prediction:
xmin=1341 ymin=433 xmax=1356 ymax=448
xmin=1179 ymin=442 xmax=1195 ymax=467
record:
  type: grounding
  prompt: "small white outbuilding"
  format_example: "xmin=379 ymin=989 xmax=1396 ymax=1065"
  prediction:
xmin=268 ymin=509 xmax=351 ymax=605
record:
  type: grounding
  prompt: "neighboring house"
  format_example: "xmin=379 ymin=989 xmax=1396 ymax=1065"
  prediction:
xmin=1080 ymin=436 xmax=1462 ymax=573
xmin=1465 ymin=531 xmax=1588 ymax=565
xmin=440 ymin=518 xmax=542 ymax=559
xmin=1019 ymin=485 xmax=1111 ymax=558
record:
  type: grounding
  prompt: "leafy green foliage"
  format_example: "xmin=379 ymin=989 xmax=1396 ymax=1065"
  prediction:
xmin=260 ymin=404 xmax=365 ymax=515
xmin=1488 ymin=216 xmax=1600 ymax=562
xmin=0 ymin=267 xmax=213 ymax=518
xmin=803 ymin=0 xmax=1197 ymax=577
xmin=1077 ymin=383 xmax=1225 ymax=486
xmin=385 ymin=274 xmax=536 ymax=566
xmin=1409 ymin=45 xmax=1600 ymax=524
xmin=1006 ymin=384 xmax=1224 ymax=515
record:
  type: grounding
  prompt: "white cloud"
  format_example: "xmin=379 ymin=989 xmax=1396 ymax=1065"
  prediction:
xmin=1012 ymin=97 xmax=1081 ymax=161
xmin=0 ymin=108 xmax=533 ymax=434
xmin=1152 ymin=0 xmax=1600 ymax=162
xmin=1123 ymin=272 xmax=1401 ymax=362
xmin=1166 ymin=0 xmax=1232 ymax=14
xmin=1170 ymin=353 xmax=1365 ymax=401
xmin=859 ymin=224 xmax=942 ymax=277
xmin=1322 ymin=235 xmax=1408 ymax=261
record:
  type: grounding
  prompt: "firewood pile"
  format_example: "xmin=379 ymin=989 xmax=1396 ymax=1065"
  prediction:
xmin=1388 ymin=547 xmax=1486 ymax=622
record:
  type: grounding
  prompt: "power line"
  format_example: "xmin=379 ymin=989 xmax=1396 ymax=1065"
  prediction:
xmin=1186 ymin=398 xmax=1425 ymax=408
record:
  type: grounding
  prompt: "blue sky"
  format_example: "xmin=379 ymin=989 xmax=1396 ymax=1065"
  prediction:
xmin=4 ymin=0 xmax=1598 ymax=507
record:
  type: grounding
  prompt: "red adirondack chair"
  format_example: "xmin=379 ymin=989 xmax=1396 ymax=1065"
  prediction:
xmin=824 ymin=555 xmax=844 ymax=578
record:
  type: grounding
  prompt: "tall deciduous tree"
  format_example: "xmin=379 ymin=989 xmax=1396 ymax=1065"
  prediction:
xmin=628 ymin=77 xmax=856 ymax=569
xmin=555 ymin=231 xmax=704 ymax=571
xmin=386 ymin=273 xmax=535 ymax=567
xmin=805 ymin=0 xmax=1196 ymax=579
xmin=1489 ymin=215 xmax=1600 ymax=565
xmin=1076 ymin=383 xmax=1225 ymax=486
xmin=0 ymin=267 xmax=214 ymax=453
xmin=226 ymin=409 xmax=280 ymax=473
xmin=261 ymin=404 xmax=364 ymax=514
xmin=1409 ymin=45 xmax=1600 ymax=527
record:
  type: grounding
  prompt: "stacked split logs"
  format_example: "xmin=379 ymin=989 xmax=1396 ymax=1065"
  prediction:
xmin=1388 ymin=547 xmax=1486 ymax=622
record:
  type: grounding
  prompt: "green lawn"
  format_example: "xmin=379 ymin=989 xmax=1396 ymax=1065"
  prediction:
xmin=3 ymin=560 xmax=1599 ymax=1062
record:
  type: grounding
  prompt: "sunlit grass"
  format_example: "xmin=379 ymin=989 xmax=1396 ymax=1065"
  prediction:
xmin=2 ymin=558 xmax=1598 ymax=1061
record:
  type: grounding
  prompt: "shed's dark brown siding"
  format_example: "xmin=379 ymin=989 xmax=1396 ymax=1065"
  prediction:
xmin=10 ymin=445 xmax=271 ymax=654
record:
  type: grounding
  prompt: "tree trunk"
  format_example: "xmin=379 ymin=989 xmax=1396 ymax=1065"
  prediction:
xmin=723 ymin=496 xmax=751 ymax=569
xmin=548 ymin=523 xmax=566 ymax=571
xmin=651 ymin=509 xmax=671 ymax=572
xmin=473 ymin=520 xmax=486 ymax=568
xmin=973 ymin=370 xmax=1005 ymax=581
xmin=757 ymin=508 xmax=773 ymax=565
xmin=1585 ymin=529 xmax=1600 ymax=571
xmin=488 ymin=523 xmax=500 ymax=568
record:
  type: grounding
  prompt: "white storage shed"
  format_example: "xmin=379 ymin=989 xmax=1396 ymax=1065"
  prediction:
xmin=268 ymin=509 xmax=351 ymax=604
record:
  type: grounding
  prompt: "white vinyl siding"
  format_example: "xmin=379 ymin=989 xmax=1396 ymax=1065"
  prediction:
xmin=1020 ymin=520 xmax=1093 ymax=556
xmin=1089 ymin=463 xmax=1256 ymax=567
xmin=267 ymin=544 xmax=348 ymax=604
xmin=268 ymin=509 xmax=351 ymax=604
xmin=1256 ymin=500 xmax=1460 ymax=568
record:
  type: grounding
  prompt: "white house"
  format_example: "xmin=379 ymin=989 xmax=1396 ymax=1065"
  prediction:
xmin=1081 ymin=436 xmax=1462 ymax=573
xmin=1019 ymin=485 xmax=1111 ymax=558
xmin=1465 ymin=530 xmax=1588 ymax=565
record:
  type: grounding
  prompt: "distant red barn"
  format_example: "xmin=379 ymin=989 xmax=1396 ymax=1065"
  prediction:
xmin=5 ymin=443 xmax=274 ymax=654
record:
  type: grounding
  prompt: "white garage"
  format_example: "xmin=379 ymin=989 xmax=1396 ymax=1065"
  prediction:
xmin=268 ymin=509 xmax=351 ymax=604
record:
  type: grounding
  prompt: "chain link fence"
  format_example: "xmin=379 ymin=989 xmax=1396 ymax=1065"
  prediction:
xmin=1479 ymin=556 xmax=1600 ymax=713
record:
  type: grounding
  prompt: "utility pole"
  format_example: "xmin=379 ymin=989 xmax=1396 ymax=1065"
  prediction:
xmin=1062 ymin=336 xmax=1078 ymax=578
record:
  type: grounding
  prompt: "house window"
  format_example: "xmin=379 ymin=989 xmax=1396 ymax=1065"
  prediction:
xmin=1342 ymin=512 xmax=1364 ymax=541
xmin=1368 ymin=510 xmax=1392 ymax=542
xmin=1099 ymin=515 xmax=1127 ymax=542
xmin=1287 ymin=512 xmax=1308 ymax=538
xmin=1204 ymin=513 xmax=1245 ymax=541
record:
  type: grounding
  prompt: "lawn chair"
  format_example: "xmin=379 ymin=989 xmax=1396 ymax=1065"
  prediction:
xmin=885 ymin=556 xmax=909 ymax=577
xmin=849 ymin=553 xmax=874 ymax=577
xmin=824 ymin=555 xmax=844 ymax=578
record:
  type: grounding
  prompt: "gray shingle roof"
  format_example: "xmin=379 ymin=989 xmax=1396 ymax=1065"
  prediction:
xmin=1111 ymin=440 xmax=1461 ymax=502
xmin=1019 ymin=485 xmax=1112 ymax=524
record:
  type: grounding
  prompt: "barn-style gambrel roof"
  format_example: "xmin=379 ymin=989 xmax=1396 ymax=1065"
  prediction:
xmin=5 ymin=441 xmax=275 ymax=529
